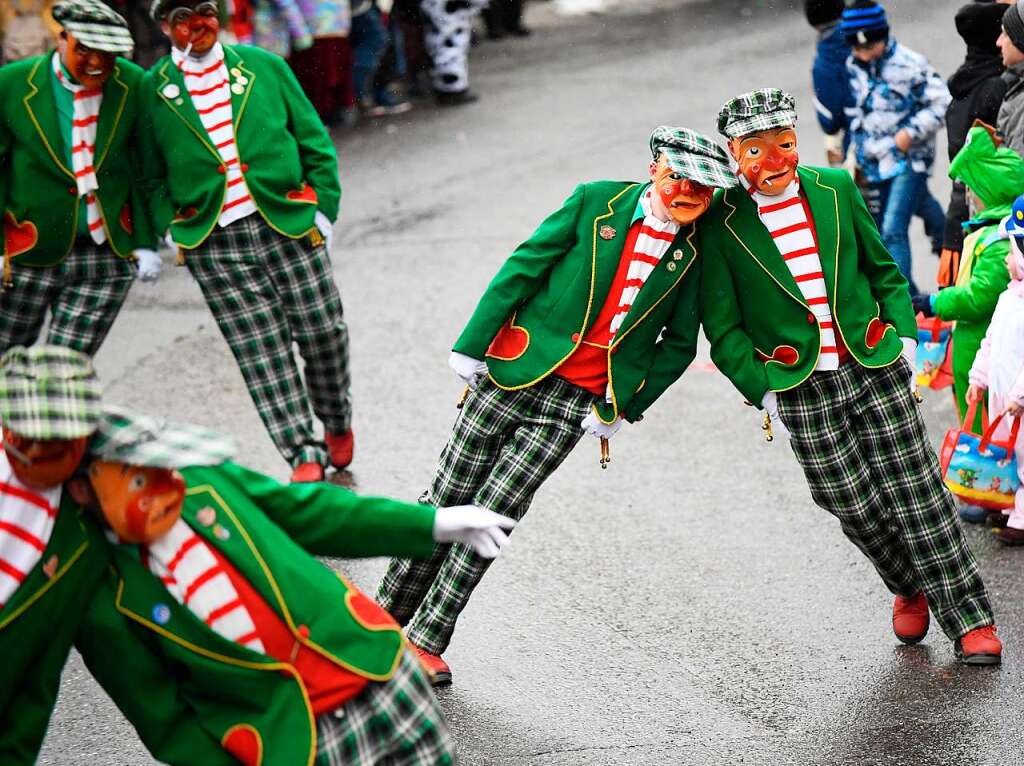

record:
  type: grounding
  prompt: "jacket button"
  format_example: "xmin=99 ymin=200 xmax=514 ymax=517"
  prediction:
xmin=571 ymin=332 xmax=580 ymax=342
xmin=217 ymin=165 xmax=226 ymax=174
xmin=241 ymin=163 xmax=250 ymax=172
xmin=68 ymin=186 xmax=77 ymax=194
xmin=297 ymin=624 xmax=310 ymax=639
xmin=806 ymin=313 xmax=816 ymax=324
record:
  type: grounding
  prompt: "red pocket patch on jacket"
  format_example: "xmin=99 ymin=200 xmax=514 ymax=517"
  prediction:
xmin=865 ymin=317 xmax=890 ymax=349
xmin=3 ymin=212 xmax=38 ymax=257
xmin=222 ymin=725 xmax=262 ymax=766
xmin=119 ymin=205 xmax=133 ymax=235
xmin=486 ymin=320 xmax=529 ymax=361
xmin=172 ymin=207 xmax=198 ymax=223
xmin=286 ymin=184 xmax=318 ymax=204
xmin=756 ymin=345 xmax=799 ymax=365
xmin=347 ymin=589 xmax=400 ymax=631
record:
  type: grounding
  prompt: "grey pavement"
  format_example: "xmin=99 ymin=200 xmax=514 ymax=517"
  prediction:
xmin=37 ymin=1 xmax=1024 ymax=764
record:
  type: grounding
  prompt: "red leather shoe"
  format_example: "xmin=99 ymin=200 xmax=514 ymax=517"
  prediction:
xmin=892 ymin=593 xmax=929 ymax=644
xmin=413 ymin=645 xmax=452 ymax=686
xmin=956 ymin=625 xmax=1002 ymax=665
xmin=290 ymin=462 xmax=325 ymax=483
xmin=325 ymin=430 xmax=354 ymax=469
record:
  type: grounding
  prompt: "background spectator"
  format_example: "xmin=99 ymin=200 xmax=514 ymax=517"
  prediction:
xmin=804 ymin=0 xmax=852 ymax=167
xmin=941 ymin=0 xmax=1007 ymax=285
xmin=998 ymin=0 xmax=1024 ymax=154
xmin=288 ymin=0 xmax=355 ymax=125
xmin=483 ymin=0 xmax=528 ymax=39
xmin=1 ymin=0 xmax=58 ymax=63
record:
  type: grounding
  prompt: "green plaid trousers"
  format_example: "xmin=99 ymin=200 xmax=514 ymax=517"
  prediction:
xmin=0 ymin=242 xmax=134 ymax=356
xmin=315 ymin=650 xmax=454 ymax=766
xmin=185 ymin=216 xmax=352 ymax=468
xmin=776 ymin=359 xmax=994 ymax=640
xmin=377 ymin=375 xmax=594 ymax=655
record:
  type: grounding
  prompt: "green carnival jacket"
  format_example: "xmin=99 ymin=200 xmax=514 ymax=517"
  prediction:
xmin=933 ymin=219 xmax=1010 ymax=423
xmin=0 ymin=54 xmax=155 ymax=267
xmin=0 ymin=496 xmax=107 ymax=766
xmin=699 ymin=165 xmax=916 ymax=405
xmin=139 ymin=45 xmax=340 ymax=249
xmin=453 ymin=181 xmax=702 ymax=424
xmin=76 ymin=461 xmax=436 ymax=766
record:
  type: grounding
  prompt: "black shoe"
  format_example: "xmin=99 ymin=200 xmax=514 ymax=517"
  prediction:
xmin=986 ymin=511 xmax=1009 ymax=528
xmin=509 ymin=24 xmax=532 ymax=36
xmin=995 ymin=526 xmax=1024 ymax=546
xmin=435 ymin=89 xmax=480 ymax=107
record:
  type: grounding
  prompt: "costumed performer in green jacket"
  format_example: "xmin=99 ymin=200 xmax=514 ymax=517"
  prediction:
xmin=375 ymin=126 xmax=737 ymax=684
xmin=141 ymin=0 xmax=354 ymax=483
xmin=699 ymin=88 xmax=1001 ymax=665
xmin=71 ymin=407 xmax=514 ymax=766
xmin=0 ymin=0 xmax=159 ymax=356
xmin=0 ymin=345 xmax=107 ymax=765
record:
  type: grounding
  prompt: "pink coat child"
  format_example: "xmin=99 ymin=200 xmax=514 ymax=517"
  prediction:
xmin=968 ymin=212 xmax=1024 ymax=543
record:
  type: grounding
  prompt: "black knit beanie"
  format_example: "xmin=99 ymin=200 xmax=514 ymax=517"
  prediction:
xmin=956 ymin=1 xmax=1007 ymax=53
xmin=1004 ymin=0 xmax=1024 ymax=53
xmin=804 ymin=0 xmax=845 ymax=28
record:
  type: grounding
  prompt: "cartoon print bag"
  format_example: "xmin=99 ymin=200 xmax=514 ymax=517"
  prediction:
xmin=940 ymin=401 xmax=1020 ymax=511
xmin=916 ymin=314 xmax=954 ymax=390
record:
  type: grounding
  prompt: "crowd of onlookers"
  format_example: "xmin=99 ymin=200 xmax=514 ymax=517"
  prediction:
xmin=0 ymin=0 xmax=534 ymax=123
xmin=807 ymin=0 xmax=1024 ymax=544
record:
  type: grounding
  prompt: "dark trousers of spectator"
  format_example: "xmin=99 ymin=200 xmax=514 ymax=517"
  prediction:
xmin=482 ymin=0 xmax=525 ymax=37
xmin=870 ymin=170 xmax=945 ymax=296
xmin=351 ymin=7 xmax=389 ymax=103
xmin=289 ymin=36 xmax=356 ymax=123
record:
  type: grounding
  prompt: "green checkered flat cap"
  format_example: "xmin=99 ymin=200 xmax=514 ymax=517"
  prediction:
xmin=0 ymin=346 xmax=102 ymax=440
xmin=52 ymin=0 xmax=134 ymax=54
xmin=150 ymin=0 xmax=203 ymax=20
xmin=649 ymin=126 xmax=737 ymax=189
xmin=717 ymin=88 xmax=798 ymax=139
xmin=88 ymin=406 xmax=236 ymax=468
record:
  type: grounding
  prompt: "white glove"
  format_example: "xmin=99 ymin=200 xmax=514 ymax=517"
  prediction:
xmin=448 ymin=351 xmax=488 ymax=390
xmin=761 ymin=391 xmax=791 ymax=440
xmin=433 ymin=504 xmax=516 ymax=559
xmin=580 ymin=411 xmax=623 ymax=439
xmin=901 ymin=337 xmax=918 ymax=393
xmin=133 ymin=249 xmax=162 ymax=283
xmin=315 ymin=210 xmax=334 ymax=252
xmin=162 ymin=230 xmax=176 ymax=251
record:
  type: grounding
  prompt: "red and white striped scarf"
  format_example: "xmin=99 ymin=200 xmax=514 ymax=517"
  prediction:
xmin=0 ymin=453 xmax=60 ymax=610
xmin=743 ymin=177 xmax=840 ymax=371
xmin=607 ymin=190 xmax=680 ymax=339
xmin=146 ymin=519 xmax=264 ymax=653
xmin=171 ymin=43 xmax=256 ymax=228
xmin=52 ymin=52 xmax=107 ymax=245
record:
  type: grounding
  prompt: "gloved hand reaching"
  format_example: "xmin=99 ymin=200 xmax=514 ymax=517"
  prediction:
xmin=761 ymin=391 xmax=790 ymax=440
xmin=580 ymin=411 xmax=622 ymax=439
xmin=900 ymin=337 xmax=918 ymax=394
xmin=133 ymin=249 xmax=162 ymax=283
xmin=315 ymin=210 xmax=334 ymax=252
xmin=449 ymin=351 xmax=489 ymax=390
xmin=433 ymin=504 xmax=515 ymax=559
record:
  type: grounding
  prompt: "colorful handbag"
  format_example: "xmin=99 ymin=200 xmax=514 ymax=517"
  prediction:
xmin=916 ymin=314 xmax=954 ymax=390
xmin=940 ymin=401 xmax=1020 ymax=511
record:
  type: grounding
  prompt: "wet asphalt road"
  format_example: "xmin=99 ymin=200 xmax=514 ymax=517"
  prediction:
xmin=36 ymin=0 xmax=1024 ymax=763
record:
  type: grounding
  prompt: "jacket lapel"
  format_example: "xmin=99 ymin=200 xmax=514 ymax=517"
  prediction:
xmin=223 ymin=46 xmax=256 ymax=131
xmin=0 ymin=497 xmax=91 ymax=631
xmin=586 ymin=183 xmax=644 ymax=332
xmin=798 ymin=166 xmax=840 ymax=304
xmin=722 ymin=186 xmax=807 ymax=308
xmin=154 ymin=59 xmax=220 ymax=161
xmin=94 ymin=63 xmax=130 ymax=172
xmin=612 ymin=224 xmax=698 ymax=344
xmin=22 ymin=54 xmax=74 ymax=180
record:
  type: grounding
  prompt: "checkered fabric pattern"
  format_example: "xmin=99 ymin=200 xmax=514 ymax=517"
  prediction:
xmin=315 ymin=650 xmax=454 ymax=766
xmin=185 ymin=216 xmax=352 ymax=468
xmin=776 ymin=359 xmax=994 ymax=640
xmin=52 ymin=0 xmax=134 ymax=54
xmin=87 ymin=406 xmax=236 ymax=468
xmin=649 ymin=126 xmax=738 ymax=190
xmin=717 ymin=88 xmax=798 ymax=139
xmin=0 ymin=243 xmax=134 ymax=357
xmin=0 ymin=345 xmax=102 ymax=439
xmin=376 ymin=376 xmax=594 ymax=655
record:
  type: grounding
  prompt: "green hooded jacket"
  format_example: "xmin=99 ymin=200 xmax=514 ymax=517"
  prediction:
xmin=933 ymin=126 xmax=1024 ymax=426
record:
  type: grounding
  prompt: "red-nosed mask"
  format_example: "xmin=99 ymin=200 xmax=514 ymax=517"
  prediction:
xmin=166 ymin=1 xmax=220 ymax=56
xmin=3 ymin=428 xmax=88 ymax=490
xmin=88 ymin=461 xmax=186 ymax=544
xmin=61 ymin=33 xmax=117 ymax=90
xmin=730 ymin=128 xmax=800 ymax=197
xmin=650 ymin=157 xmax=714 ymax=225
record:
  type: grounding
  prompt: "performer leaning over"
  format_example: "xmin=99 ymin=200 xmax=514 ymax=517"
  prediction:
xmin=699 ymin=89 xmax=1002 ymax=664
xmin=376 ymin=127 xmax=737 ymax=684
xmin=142 ymin=0 xmax=354 ymax=483
xmin=0 ymin=0 xmax=159 ymax=356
